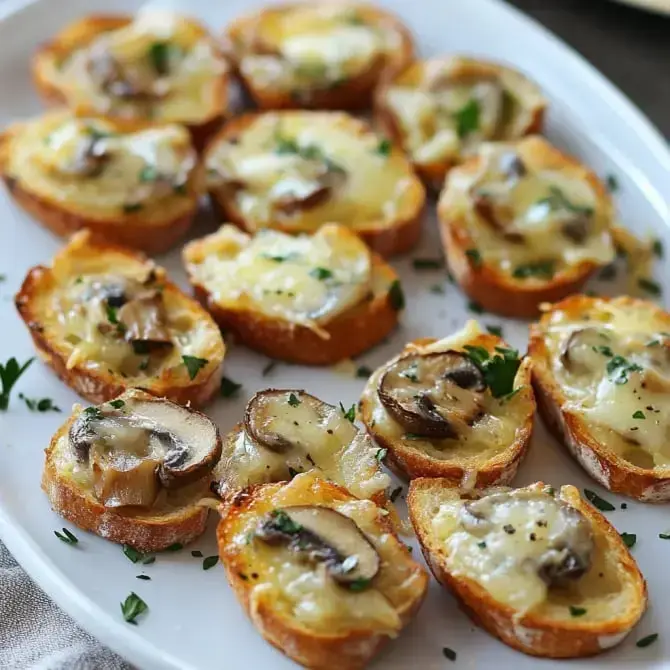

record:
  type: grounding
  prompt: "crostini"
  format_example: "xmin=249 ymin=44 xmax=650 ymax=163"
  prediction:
xmin=0 ymin=110 xmax=203 ymax=254
xmin=183 ymin=223 xmax=403 ymax=365
xmin=437 ymin=136 xmax=616 ymax=317
xmin=359 ymin=320 xmax=535 ymax=485
xmin=214 ymin=389 xmax=390 ymax=502
xmin=43 ymin=389 xmax=221 ymax=551
xmin=408 ymin=480 xmax=647 ymax=658
xmin=203 ymin=111 xmax=425 ymax=257
xmin=217 ymin=472 xmax=429 ymax=670
xmin=32 ymin=11 xmax=229 ymax=149
xmin=375 ymin=56 xmax=546 ymax=188
xmin=15 ymin=230 xmax=225 ymax=406
xmin=529 ymin=295 xmax=670 ymax=502
xmin=224 ymin=1 xmax=414 ymax=110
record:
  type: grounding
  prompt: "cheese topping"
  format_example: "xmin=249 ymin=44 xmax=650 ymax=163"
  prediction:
xmin=543 ymin=299 xmax=670 ymax=469
xmin=206 ymin=112 xmax=422 ymax=232
xmin=383 ymin=58 xmax=545 ymax=165
xmin=184 ymin=224 xmax=384 ymax=336
xmin=53 ymin=11 xmax=226 ymax=122
xmin=440 ymin=139 xmax=615 ymax=278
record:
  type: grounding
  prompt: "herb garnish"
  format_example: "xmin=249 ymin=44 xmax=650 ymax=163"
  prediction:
xmin=465 ymin=248 xmax=482 ymax=268
xmin=388 ymin=280 xmax=405 ymax=310
xmin=148 ymin=41 xmax=173 ymax=76
xmin=164 ymin=543 xmax=183 ymax=552
xmin=19 ymin=394 xmax=61 ymax=412
xmin=632 ymin=410 xmax=645 ymax=420
xmin=636 ymin=633 xmax=658 ymax=648
xmin=606 ymin=355 xmax=643 ymax=385
xmin=442 ymin=647 xmax=457 ymax=661
xmin=403 ymin=433 xmax=423 ymax=440
xmin=309 ymin=267 xmax=334 ymax=281
xmin=605 ymin=174 xmax=619 ymax=192
xmin=262 ymin=251 xmax=300 ymax=263
xmin=375 ymin=448 xmax=387 ymax=462
xmin=652 ymin=239 xmax=664 ymax=258
xmin=620 ymin=532 xmax=636 ymax=548
xmin=270 ymin=509 xmax=302 ymax=534
xmin=54 ymin=528 xmax=78 ymax=545
xmin=182 ymin=355 xmax=208 ymax=380
xmin=121 ymin=592 xmax=148 ymax=625
xmin=467 ymin=300 xmax=484 ymax=314
xmin=136 ymin=575 xmax=151 ymax=581
xmin=288 ymin=393 xmax=301 ymax=407
xmin=203 ymin=555 xmax=219 ymax=571
xmin=191 ymin=550 xmax=203 ymax=558
xmin=220 ymin=377 xmax=242 ymax=398
xmin=375 ymin=139 xmax=391 ymax=157
xmin=412 ymin=258 xmax=444 ymax=270
xmin=569 ymin=606 xmax=587 ymax=617
xmin=463 ymin=345 xmax=521 ymax=398
xmin=262 ymin=360 xmax=277 ymax=376
xmin=356 ymin=365 xmax=372 ymax=378
xmin=584 ymin=489 xmax=615 ymax=511
xmin=659 ymin=533 xmax=670 ymax=540
xmin=348 ymin=577 xmax=372 ymax=592
xmin=512 ymin=260 xmax=555 ymax=280
xmin=123 ymin=545 xmax=145 ymax=563
xmin=536 ymin=186 xmax=594 ymax=216
xmin=83 ymin=406 xmax=104 ymax=420
xmin=0 ymin=357 xmax=34 ymax=410
xmin=485 ymin=324 xmax=504 ymax=338
xmin=638 ymin=277 xmax=662 ymax=297
xmin=109 ymin=399 xmax=125 ymax=409
xmin=454 ymin=99 xmax=480 ymax=138
xmin=340 ymin=402 xmax=355 ymax=422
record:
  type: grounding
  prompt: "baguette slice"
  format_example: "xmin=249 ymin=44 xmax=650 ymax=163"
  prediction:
xmin=43 ymin=390 xmax=221 ymax=551
xmin=224 ymin=2 xmax=414 ymax=111
xmin=217 ymin=472 xmax=429 ymax=670
xmin=203 ymin=111 xmax=425 ymax=257
xmin=529 ymin=294 xmax=670 ymax=502
xmin=408 ymin=479 xmax=647 ymax=658
xmin=183 ymin=224 xmax=403 ymax=365
xmin=32 ymin=13 xmax=229 ymax=150
xmin=437 ymin=136 xmax=616 ymax=317
xmin=360 ymin=320 xmax=535 ymax=485
xmin=0 ymin=110 xmax=204 ymax=254
xmin=375 ymin=56 xmax=546 ymax=189
xmin=16 ymin=230 xmax=225 ymax=406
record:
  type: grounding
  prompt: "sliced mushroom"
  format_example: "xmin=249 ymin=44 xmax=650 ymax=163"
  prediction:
xmin=255 ymin=506 xmax=380 ymax=585
xmin=68 ymin=392 xmax=222 ymax=507
xmin=378 ymin=351 xmax=486 ymax=438
xmin=272 ymin=161 xmax=347 ymax=215
xmin=560 ymin=215 xmax=591 ymax=244
xmin=560 ymin=327 xmax=613 ymax=374
xmin=117 ymin=290 xmax=172 ymax=350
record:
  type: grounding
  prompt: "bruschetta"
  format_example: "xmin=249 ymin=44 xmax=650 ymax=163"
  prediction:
xmin=182 ymin=223 xmax=403 ymax=365
xmin=15 ymin=230 xmax=225 ymax=407
xmin=43 ymin=389 xmax=221 ymax=551
xmin=0 ymin=110 xmax=203 ymax=254
xmin=375 ymin=56 xmax=546 ymax=188
xmin=214 ymin=389 xmax=390 ymax=503
xmin=408 ymin=479 xmax=647 ymax=658
xmin=32 ymin=11 xmax=229 ymax=149
xmin=529 ymin=294 xmax=670 ymax=502
xmin=437 ymin=136 xmax=616 ymax=317
xmin=203 ymin=111 xmax=425 ymax=257
xmin=359 ymin=320 xmax=535 ymax=485
xmin=224 ymin=1 xmax=414 ymax=110
xmin=217 ymin=472 xmax=429 ymax=670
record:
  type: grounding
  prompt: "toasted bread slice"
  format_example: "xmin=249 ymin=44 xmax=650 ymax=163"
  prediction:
xmin=183 ymin=224 xmax=402 ymax=365
xmin=224 ymin=2 xmax=414 ymax=111
xmin=214 ymin=389 xmax=391 ymax=504
xmin=43 ymin=389 xmax=222 ymax=551
xmin=360 ymin=320 xmax=535 ymax=485
xmin=529 ymin=294 xmax=670 ymax=502
xmin=408 ymin=479 xmax=647 ymax=658
xmin=203 ymin=111 xmax=425 ymax=257
xmin=375 ymin=56 xmax=546 ymax=189
xmin=437 ymin=136 xmax=616 ymax=317
xmin=16 ymin=230 xmax=225 ymax=406
xmin=0 ymin=110 xmax=204 ymax=254
xmin=32 ymin=12 xmax=229 ymax=150
xmin=217 ymin=472 xmax=429 ymax=670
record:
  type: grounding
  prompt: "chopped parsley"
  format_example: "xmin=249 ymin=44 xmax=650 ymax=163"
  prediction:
xmin=485 ymin=324 xmax=504 ymax=338
xmin=54 ymin=528 xmax=78 ymax=545
xmin=0 ymin=357 xmax=34 ymax=410
xmin=584 ymin=489 xmax=615 ymax=511
xmin=412 ymin=258 xmax=444 ymax=270
xmin=454 ymin=99 xmax=480 ymax=138
xmin=463 ymin=345 xmax=521 ymax=398
xmin=191 ymin=550 xmax=203 ymax=558
xmin=109 ymin=399 xmax=125 ymax=409
xmin=467 ymin=300 xmax=484 ymax=314
xmin=121 ymin=592 xmax=148 ymax=625
xmin=375 ymin=138 xmax=392 ymax=157
xmin=465 ymin=248 xmax=482 ymax=268
xmin=512 ymin=260 xmax=555 ymax=280
xmin=606 ymin=355 xmax=643 ymax=385
xmin=659 ymin=533 xmax=670 ymax=540
xmin=620 ymin=532 xmax=636 ymax=548
xmin=569 ymin=606 xmax=587 ymax=617
xmin=536 ymin=186 xmax=594 ymax=216
xmin=164 ymin=543 xmax=183 ymax=552
xmin=375 ymin=448 xmax=387 ymax=462
xmin=19 ymin=394 xmax=60 ymax=412
xmin=136 ymin=575 xmax=151 ymax=581
xmin=356 ymin=365 xmax=372 ymax=379
xmin=652 ymin=239 xmax=664 ymax=258
xmin=348 ymin=578 xmax=372 ymax=592
xmin=340 ymin=402 xmax=355 ymax=422
xmin=262 ymin=251 xmax=300 ymax=263
xmin=388 ymin=280 xmax=405 ymax=310
xmin=309 ymin=267 xmax=334 ymax=281
xmin=83 ymin=406 xmax=104 ymax=420
xmin=269 ymin=509 xmax=302 ymax=534
xmin=442 ymin=647 xmax=457 ymax=661
xmin=636 ymin=633 xmax=658 ymax=648
xmin=389 ymin=486 xmax=403 ymax=502
xmin=632 ymin=410 xmax=645 ymax=420
xmin=123 ymin=545 xmax=144 ymax=564
xmin=477 ymin=541 xmax=487 ymax=549
xmin=262 ymin=360 xmax=277 ymax=376
xmin=139 ymin=165 xmax=158 ymax=182
xmin=203 ymin=555 xmax=219 ymax=571
xmin=148 ymin=41 xmax=174 ymax=76
xmin=400 ymin=364 xmax=419 ymax=383
xmin=605 ymin=174 xmax=619 ymax=192
xmin=638 ymin=277 xmax=662 ymax=297
xmin=592 ymin=345 xmax=614 ymax=357
xmin=220 ymin=377 xmax=242 ymax=398
xmin=182 ymin=355 xmax=208 ymax=380
xmin=288 ymin=393 xmax=301 ymax=407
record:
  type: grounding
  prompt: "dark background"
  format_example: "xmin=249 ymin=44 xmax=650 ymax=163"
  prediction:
xmin=508 ymin=0 xmax=669 ymax=138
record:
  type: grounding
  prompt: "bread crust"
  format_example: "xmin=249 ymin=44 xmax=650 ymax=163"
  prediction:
xmin=374 ymin=56 xmax=546 ymax=189
xmin=42 ymin=410 xmax=215 ymax=551
xmin=31 ymin=14 xmax=228 ymax=150
xmin=15 ymin=231 xmax=225 ymax=407
xmin=408 ymin=478 xmax=648 ymax=658
xmin=437 ymin=136 xmax=614 ymax=318
xmin=529 ymin=294 xmax=670 ymax=502
xmin=217 ymin=475 xmax=429 ymax=670
xmin=224 ymin=2 xmax=414 ymax=111
xmin=360 ymin=331 xmax=535 ymax=484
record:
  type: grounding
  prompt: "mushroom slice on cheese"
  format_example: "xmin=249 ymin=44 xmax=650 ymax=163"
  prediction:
xmin=529 ymin=295 xmax=670 ymax=501
xmin=15 ymin=230 xmax=225 ymax=407
xmin=214 ymin=389 xmax=390 ymax=502
xmin=217 ymin=473 xmax=429 ymax=669
xmin=31 ymin=11 xmax=229 ymax=148
xmin=182 ymin=223 xmax=402 ymax=365
xmin=375 ymin=56 xmax=546 ymax=187
xmin=42 ymin=388 xmax=222 ymax=551
xmin=224 ymin=2 xmax=414 ymax=110
xmin=360 ymin=320 xmax=535 ymax=485
xmin=437 ymin=136 xmax=616 ymax=318
xmin=203 ymin=111 xmax=426 ymax=257
xmin=0 ymin=110 xmax=204 ymax=254
xmin=408 ymin=480 xmax=647 ymax=658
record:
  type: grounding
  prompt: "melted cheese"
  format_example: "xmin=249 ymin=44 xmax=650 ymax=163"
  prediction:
xmin=184 ymin=224 xmax=382 ymax=335
xmin=205 ymin=112 xmax=422 ymax=232
xmin=542 ymin=298 xmax=670 ymax=468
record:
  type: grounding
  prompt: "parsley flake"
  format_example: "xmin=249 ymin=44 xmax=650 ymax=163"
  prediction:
xmin=109 ymin=399 xmax=125 ymax=409
xmin=652 ymin=239 xmax=664 ymax=258
xmin=584 ymin=489 xmax=615 ymax=511
xmin=636 ymin=633 xmax=658 ymax=648
xmin=375 ymin=138 xmax=391 ymax=156
xmin=339 ymin=402 xmax=355 ymax=422
xmin=288 ymin=393 xmax=301 ymax=407
xmin=356 ymin=365 xmax=372 ymax=379
xmin=182 ymin=355 xmax=208 ymax=380
xmin=412 ymin=258 xmax=444 ymax=270
xmin=348 ymin=577 xmax=372 ymax=592
xmin=455 ymin=99 xmax=480 ymax=138
xmin=121 ymin=592 xmax=148 ymax=625
xmin=620 ymin=532 xmax=636 ymax=548
xmin=467 ymin=300 xmax=484 ymax=314
xmin=512 ymin=260 xmax=555 ymax=280
xmin=605 ymin=174 xmax=619 ymax=192
xmin=632 ymin=410 xmax=645 ymax=420
xmin=19 ymin=394 xmax=60 ymax=412
xmin=148 ymin=41 xmax=174 ymax=75
xmin=606 ymin=355 xmax=643 ymax=385
xmin=536 ymin=186 xmax=594 ymax=216
xmin=309 ymin=267 xmax=334 ymax=281
xmin=463 ymin=345 xmax=520 ymax=398
xmin=0 ymin=357 xmax=34 ymax=410
xmin=465 ymin=248 xmax=482 ymax=268
xmin=638 ymin=277 xmax=662 ymax=297
xmin=54 ymin=528 xmax=78 ymax=545
xmin=220 ymin=377 xmax=242 ymax=398
xmin=203 ymin=555 xmax=219 ymax=571
xmin=569 ymin=606 xmax=587 ymax=617
xmin=442 ymin=647 xmax=457 ymax=661
xmin=388 ymin=280 xmax=405 ymax=310
xmin=485 ymin=324 xmax=504 ymax=338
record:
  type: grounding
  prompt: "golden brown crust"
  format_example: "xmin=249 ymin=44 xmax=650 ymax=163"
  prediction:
xmin=528 ymin=294 xmax=670 ymax=502
xmin=224 ymin=2 xmax=414 ymax=111
xmin=217 ymin=477 xmax=428 ymax=670
xmin=408 ymin=478 xmax=648 ymax=658
xmin=360 ymin=332 xmax=535 ymax=483
xmin=437 ymin=136 xmax=612 ymax=318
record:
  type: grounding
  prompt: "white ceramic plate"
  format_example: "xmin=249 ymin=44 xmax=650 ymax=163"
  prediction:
xmin=1 ymin=0 xmax=669 ymax=668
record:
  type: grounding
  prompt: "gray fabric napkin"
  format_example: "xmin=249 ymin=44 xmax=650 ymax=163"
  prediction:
xmin=0 ymin=541 xmax=131 ymax=670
